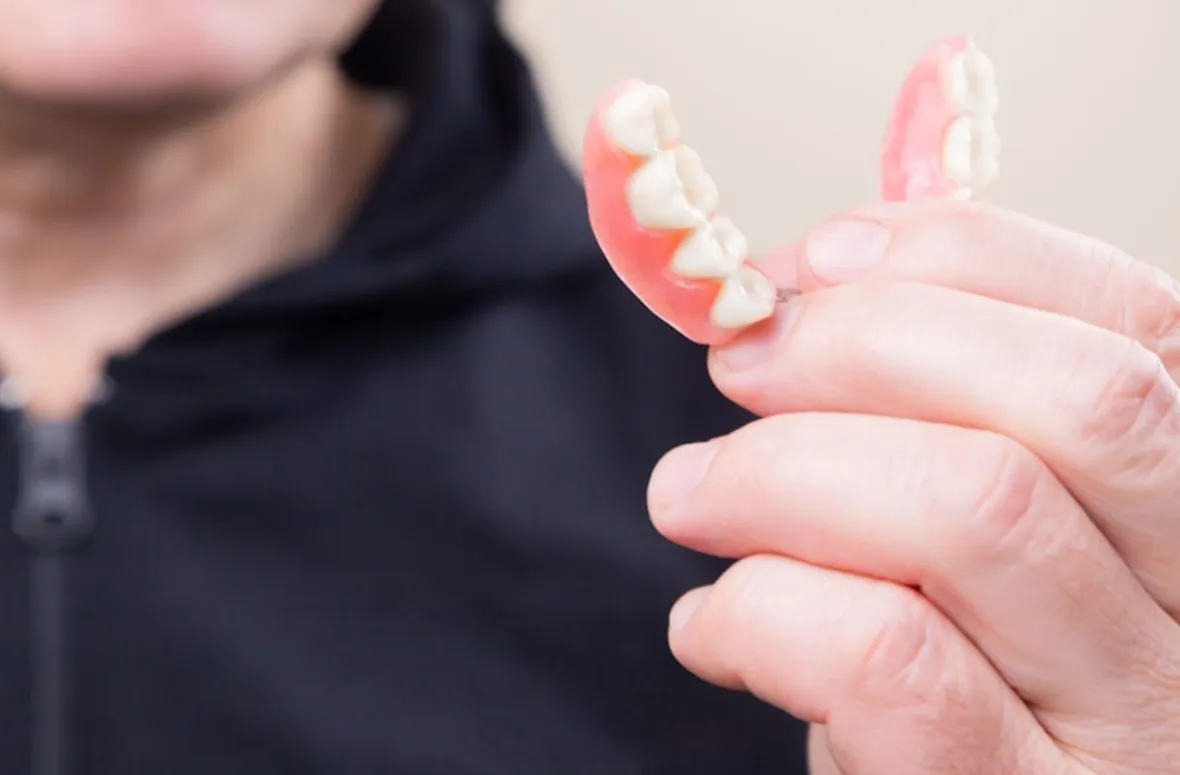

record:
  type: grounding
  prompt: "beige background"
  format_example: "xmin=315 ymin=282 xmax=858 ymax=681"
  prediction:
xmin=503 ymin=0 xmax=1180 ymax=276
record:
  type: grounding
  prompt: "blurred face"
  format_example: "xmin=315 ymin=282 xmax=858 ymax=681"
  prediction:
xmin=0 ymin=0 xmax=385 ymax=108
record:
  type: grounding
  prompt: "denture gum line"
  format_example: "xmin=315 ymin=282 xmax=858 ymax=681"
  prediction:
xmin=601 ymin=85 xmax=777 ymax=329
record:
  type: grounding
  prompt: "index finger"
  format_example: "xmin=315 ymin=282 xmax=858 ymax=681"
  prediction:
xmin=757 ymin=201 xmax=1180 ymax=370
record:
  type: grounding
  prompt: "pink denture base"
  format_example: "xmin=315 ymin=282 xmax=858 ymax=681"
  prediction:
xmin=880 ymin=35 xmax=969 ymax=202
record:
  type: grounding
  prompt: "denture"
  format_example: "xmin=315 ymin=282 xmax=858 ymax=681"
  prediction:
xmin=582 ymin=81 xmax=776 ymax=345
xmin=881 ymin=36 xmax=1000 ymax=202
xmin=582 ymin=37 xmax=1000 ymax=345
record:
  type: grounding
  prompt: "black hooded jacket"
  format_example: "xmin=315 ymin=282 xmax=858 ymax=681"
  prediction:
xmin=0 ymin=1 xmax=809 ymax=772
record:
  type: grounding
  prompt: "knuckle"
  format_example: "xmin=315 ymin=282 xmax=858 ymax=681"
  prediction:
xmin=850 ymin=586 xmax=947 ymax=708
xmin=1077 ymin=339 xmax=1179 ymax=464
xmin=1144 ymin=263 xmax=1180 ymax=345
xmin=1069 ymin=224 xmax=1130 ymax=271
xmin=1148 ymin=264 xmax=1180 ymax=373
xmin=1091 ymin=243 xmax=1142 ymax=331
xmin=1022 ymin=220 xmax=1180 ymax=360
xmin=1077 ymin=236 xmax=1180 ymax=369
xmin=1115 ymin=259 xmax=1180 ymax=354
xmin=954 ymin=436 xmax=1053 ymax=553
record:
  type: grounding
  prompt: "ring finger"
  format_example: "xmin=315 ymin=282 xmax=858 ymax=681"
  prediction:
xmin=667 ymin=554 xmax=1066 ymax=774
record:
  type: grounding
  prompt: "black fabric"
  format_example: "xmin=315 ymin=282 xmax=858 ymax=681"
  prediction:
xmin=0 ymin=0 xmax=809 ymax=771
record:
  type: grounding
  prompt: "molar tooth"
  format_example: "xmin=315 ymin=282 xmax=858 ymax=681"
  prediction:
xmin=942 ymin=117 xmax=974 ymax=187
xmin=944 ymin=44 xmax=999 ymax=118
xmin=627 ymin=146 xmax=719 ymax=230
xmin=602 ymin=83 xmax=681 ymax=157
xmin=672 ymin=146 xmax=720 ymax=214
xmin=710 ymin=266 xmax=776 ymax=329
xmin=971 ymin=118 xmax=1001 ymax=190
xmin=942 ymin=116 xmax=1000 ymax=195
xmin=671 ymin=217 xmax=748 ymax=279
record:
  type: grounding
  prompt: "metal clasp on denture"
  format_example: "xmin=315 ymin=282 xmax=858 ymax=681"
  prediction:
xmin=775 ymin=287 xmax=803 ymax=304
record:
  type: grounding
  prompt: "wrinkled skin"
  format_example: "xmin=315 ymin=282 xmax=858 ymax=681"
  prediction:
xmin=647 ymin=199 xmax=1180 ymax=774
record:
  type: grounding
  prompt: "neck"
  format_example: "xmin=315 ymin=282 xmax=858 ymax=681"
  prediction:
xmin=0 ymin=59 xmax=398 ymax=285
xmin=0 ymin=58 xmax=402 ymax=417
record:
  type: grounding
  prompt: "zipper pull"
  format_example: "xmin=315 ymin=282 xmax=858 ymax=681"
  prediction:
xmin=11 ymin=417 xmax=95 ymax=552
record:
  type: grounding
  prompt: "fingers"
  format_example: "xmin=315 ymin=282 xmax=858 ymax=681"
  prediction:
xmin=706 ymin=278 xmax=1180 ymax=617
xmin=649 ymin=412 xmax=1180 ymax=754
xmin=668 ymin=555 xmax=1065 ymax=774
xmin=807 ymin=725 xmax=845 ymax=775
xmin=759 ymin=201 xmax=1180 ymax=373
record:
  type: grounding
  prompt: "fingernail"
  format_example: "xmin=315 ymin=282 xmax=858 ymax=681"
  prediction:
xmin=669 ymin=586 xmax=710 ymax=631
xmin=713 ymin=304 xmax=795 ymax=372
xmin=649 ymin=442 xmax=717 ymax=510
xmin=806 ymin=219 xmax=890 ymax=283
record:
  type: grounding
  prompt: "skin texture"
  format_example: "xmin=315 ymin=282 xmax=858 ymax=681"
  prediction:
xmin=646 ymin=200 xmax=1180 ymax=774
xmin=0 ymin=0 xmax=398 ymax=418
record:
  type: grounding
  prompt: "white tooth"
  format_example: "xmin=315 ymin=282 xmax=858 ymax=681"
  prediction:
xmin=627 ymin=146 xmax=719 ymax=230
xmin=670 ymin=217 xmax=748 ymax=279
xmin=710 ymin=266 xmax=776 ymax=329
xmin=942 ymin=117 xmax=974 ymax=187
xmin=942 ymin=116 xmax=1001 ymax=195
xmin=972 ymin=118 xmax=1001 ymax=191
xmin=602 ymin=84 xmax=681 ymax=157
xmin=672 ymin=146 xmax=720 ymax=214
xmin=944 ymin=44 xmax=999 ymax=118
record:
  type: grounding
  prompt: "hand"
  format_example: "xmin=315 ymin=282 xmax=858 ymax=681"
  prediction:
xmin=646 ymin=200 xmax=1180 ymax=774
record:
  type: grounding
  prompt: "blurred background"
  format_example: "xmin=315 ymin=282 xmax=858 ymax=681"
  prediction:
xmin=504 ymin=0 xmax=1180 ymax=276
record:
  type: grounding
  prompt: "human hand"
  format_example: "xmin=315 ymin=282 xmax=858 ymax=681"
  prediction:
xmin=646 ymin=200 xmax=1180 ymax=774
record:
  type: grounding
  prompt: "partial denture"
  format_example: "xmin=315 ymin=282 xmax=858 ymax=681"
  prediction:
xmin=881 ymin=36 xmax=1001 ymax=202
xmin=582 ymin=37 xmax=1002 ymax=345
xmin=583 ymin=81 xmax=776 ymax=345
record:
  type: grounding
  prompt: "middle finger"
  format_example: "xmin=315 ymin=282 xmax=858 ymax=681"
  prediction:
xmin=649 ymin=411 xmax=1180 ymax=757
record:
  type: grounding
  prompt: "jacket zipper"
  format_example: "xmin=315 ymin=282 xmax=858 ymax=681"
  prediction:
xmin=11 ymin=415 xmax=95 ymax=775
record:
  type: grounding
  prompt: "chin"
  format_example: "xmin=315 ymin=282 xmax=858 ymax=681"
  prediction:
xmin=0 ymin=0 xmax=378 ymax=108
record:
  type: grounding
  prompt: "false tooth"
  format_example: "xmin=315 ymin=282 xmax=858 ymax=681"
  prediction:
xmin=670 ymin=217 xmax=748 ymax=279
xmin=602 ymin=84 xmax=681 ymax=157
xmin=971 ymin=118 xmax=1001 ymax=190
xmin=942 ymin=116 xmax=1001 ymax=194
xmin=710 ymin=266 xmax=777 ymax=329
xmin=627 ymin=146 xmax=719 ymax=230
xmin=944 ymin=44 xmax=999 ymax=118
